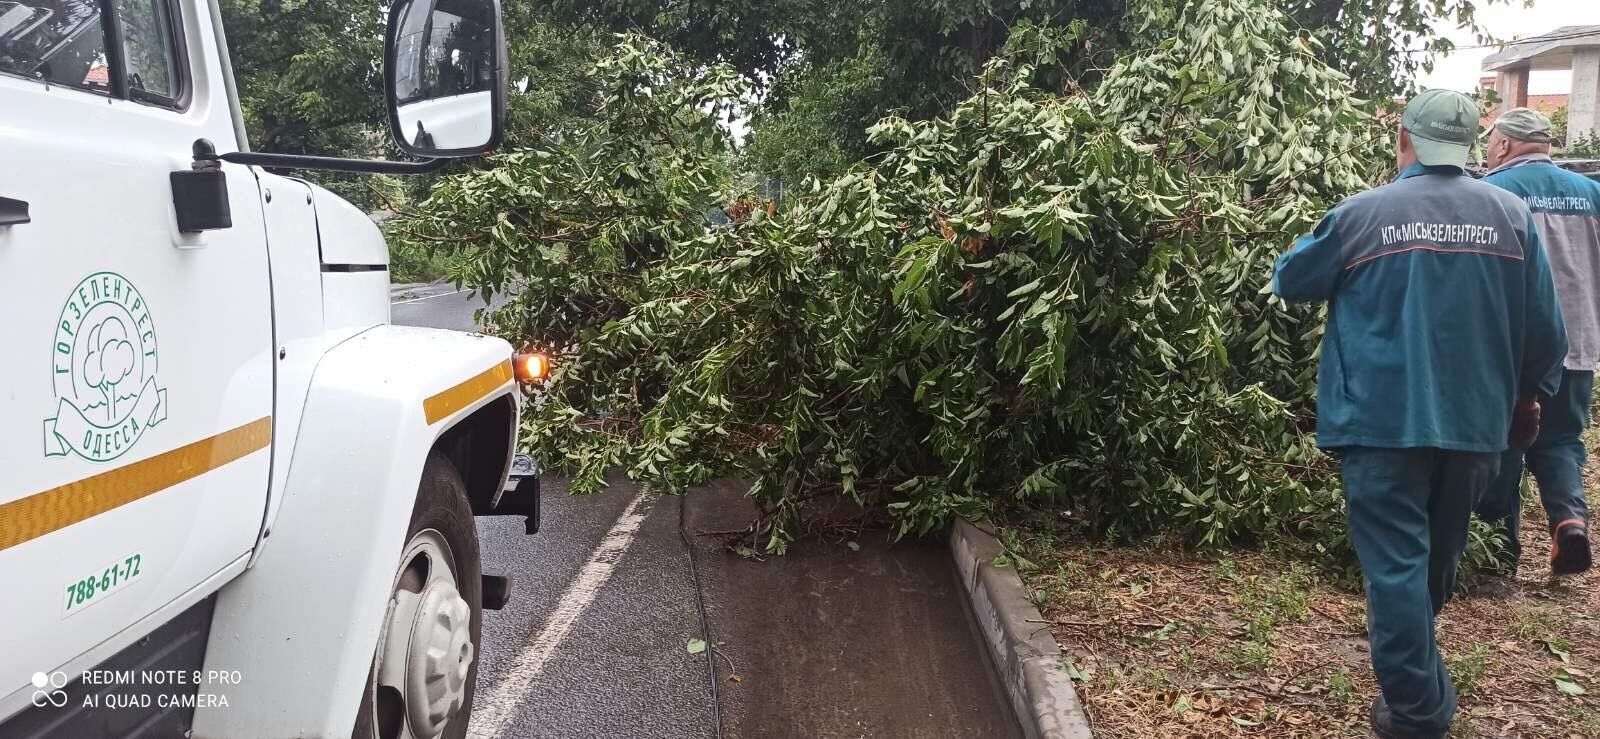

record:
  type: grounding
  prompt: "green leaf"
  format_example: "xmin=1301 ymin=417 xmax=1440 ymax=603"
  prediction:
xmin=1555 ymin=669 xmax=1587 ymax=696
xmin=1007 ymin=278 xmax=1043 ymax=298
xmin=687 ymin=639 xmax=708 ymax=655
xmin=1541 ymin=638 xmax=1571 ymax=664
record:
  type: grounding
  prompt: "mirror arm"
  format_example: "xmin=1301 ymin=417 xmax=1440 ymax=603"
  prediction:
xmin=192 ymin=139 xmax=450 ymax=175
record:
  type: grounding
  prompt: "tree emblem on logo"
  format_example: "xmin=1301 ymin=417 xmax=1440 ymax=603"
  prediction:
xmin=45 ymin=273 xmax=167 ymax=462
xmin=85 ymin=317 xmax=138 ymax=421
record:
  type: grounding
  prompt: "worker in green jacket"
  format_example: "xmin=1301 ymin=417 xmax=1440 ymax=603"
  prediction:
xmin=1273 ymin=89 xmax=1566 ymax=739
xmin=1476 ymin=107 xmax=1600 ymax=576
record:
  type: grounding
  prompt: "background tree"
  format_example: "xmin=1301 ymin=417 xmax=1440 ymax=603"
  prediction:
xmin=221 ymin=0 xmax=383 ymax=154
xmin=743 ymin=51 xmax=890 ymax=187
xmin=217 ymin=0 xmax=620 ymax=225
xmin=219 ymin=0 xmax=1511 ymax=198
xmin=1277 ymin=0 xmax=1506 ymax=102
xmin=1551 ymin=105 xmax=1569 ymax=141
xmin=219 ymin=0 xmax=389 ymax=207
xmin=553 ymin=0 xmax=1507 ymax=185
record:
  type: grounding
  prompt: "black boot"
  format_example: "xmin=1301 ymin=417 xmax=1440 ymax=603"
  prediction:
xmin=1551 ymin=518 xmax=1591 ymax=575
xmin=1370 ymin=695 xmax=1446 ymax=739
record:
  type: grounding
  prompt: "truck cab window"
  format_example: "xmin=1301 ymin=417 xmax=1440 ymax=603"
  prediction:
xmin=0 ymin=0 xmax=181 ymax=104
xmin=0 ymin=0 xmax=110 ymax=92
xmin=114 ymin=0 xmax=179 ymax=101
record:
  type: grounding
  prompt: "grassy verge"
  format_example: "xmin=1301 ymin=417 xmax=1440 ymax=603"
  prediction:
xmin=1015 ymin=469 xmax=1600 ymax=737
xmin=388 ymin=239 xmax=456 ymax=284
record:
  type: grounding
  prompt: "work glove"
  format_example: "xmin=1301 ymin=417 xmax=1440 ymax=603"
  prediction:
xmin=1509 ymin=396 xmax=1541 ymax=450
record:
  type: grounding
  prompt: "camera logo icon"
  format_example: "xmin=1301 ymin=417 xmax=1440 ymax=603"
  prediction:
xmin=30 ymin=672 xmax=68 ymax=708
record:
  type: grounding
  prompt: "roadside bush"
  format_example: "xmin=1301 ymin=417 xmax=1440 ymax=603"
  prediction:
xmin=1566 ymin=132 xmax=1600 ymax=159
xmin=401 ymin=0 xmax=1401 ymax=557
xmin=388 ymin=239 xmax=455 ymax=284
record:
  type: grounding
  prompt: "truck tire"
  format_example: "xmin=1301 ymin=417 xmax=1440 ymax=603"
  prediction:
xmin=353 ymin=453 xmax=483 ymax=739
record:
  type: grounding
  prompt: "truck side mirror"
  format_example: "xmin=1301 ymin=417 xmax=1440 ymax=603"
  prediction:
xmin=384 ymin=0 xmax=506 ymax=158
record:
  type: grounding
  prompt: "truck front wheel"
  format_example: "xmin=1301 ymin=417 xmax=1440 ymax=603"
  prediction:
xmin=354 ymin=453 xmax=484 ymax=739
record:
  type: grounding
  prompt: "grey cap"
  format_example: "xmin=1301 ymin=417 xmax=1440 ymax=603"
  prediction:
xmin=1401 ymin=89 xmax=1479 ymax=168
xmin=1493 ymin=107 xmax=1557 ymax=143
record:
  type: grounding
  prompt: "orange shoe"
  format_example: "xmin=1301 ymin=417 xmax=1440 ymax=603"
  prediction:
xmin=1551 ymin=519 xmax=1591 ymax=576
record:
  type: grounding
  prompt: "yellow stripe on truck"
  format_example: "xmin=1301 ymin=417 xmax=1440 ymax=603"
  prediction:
xmin=423 ymin=360 xmax=513 ymax=425
xmin=0 ymin=417 xmax=272 ymax=553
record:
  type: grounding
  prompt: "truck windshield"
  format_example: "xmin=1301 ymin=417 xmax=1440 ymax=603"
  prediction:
xmin=0 ymin=0 xmax=108 ymax=92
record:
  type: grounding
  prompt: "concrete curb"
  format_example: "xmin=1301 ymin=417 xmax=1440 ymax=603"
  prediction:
xmin=950 ymin=519 xmax=1094 ymax=739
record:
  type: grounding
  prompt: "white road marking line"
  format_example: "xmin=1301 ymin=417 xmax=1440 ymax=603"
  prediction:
xmin=466 ymin=489 xmax=656 ymax=738
xmin=391 ymin=287 xmax=471 ymax=305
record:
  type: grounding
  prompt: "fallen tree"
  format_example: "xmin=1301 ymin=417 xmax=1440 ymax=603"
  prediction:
xmin=402 ymin=0 xmax=1418 ymax=559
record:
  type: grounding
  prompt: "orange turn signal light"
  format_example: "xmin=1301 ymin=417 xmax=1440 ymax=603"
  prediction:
xmin=513 ymin=351 xmax=550 ymax=383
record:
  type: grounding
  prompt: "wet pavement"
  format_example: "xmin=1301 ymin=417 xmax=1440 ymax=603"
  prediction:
xmin=393 ymin=281 xmax=1021 ymax=739
xmin=470 ymin=482 xmax=715 ymax=739
xmin=687 ymin=481 xmax=1021 ymax=739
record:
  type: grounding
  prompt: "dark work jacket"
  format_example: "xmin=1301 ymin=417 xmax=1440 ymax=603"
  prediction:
xmin=1273 ymin=163 xmax=1566 ymax=452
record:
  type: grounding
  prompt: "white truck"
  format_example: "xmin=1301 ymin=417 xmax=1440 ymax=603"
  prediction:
xmin=0 ymin=1 xmax=543 ymax=737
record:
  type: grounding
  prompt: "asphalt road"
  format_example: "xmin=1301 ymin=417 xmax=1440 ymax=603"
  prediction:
xmin=391 ymin=283 xmax=506 ymax=331
xmin=391 ymin=281 xmax=1020 ymax=739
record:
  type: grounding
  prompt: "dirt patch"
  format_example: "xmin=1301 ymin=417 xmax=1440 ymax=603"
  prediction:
xmin=1023 ymin=502 xmax=1600 ymax=738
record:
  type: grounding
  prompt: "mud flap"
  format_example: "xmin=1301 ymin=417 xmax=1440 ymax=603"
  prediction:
xmin=492 ymin=453 xmax=540 ymax=534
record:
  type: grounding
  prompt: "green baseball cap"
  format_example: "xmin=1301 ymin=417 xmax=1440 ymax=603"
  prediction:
xmin=1401 ymin=88 xmax=1479 ymax=168
xmin=1493 ymin=107 xmax=1556 ymax=143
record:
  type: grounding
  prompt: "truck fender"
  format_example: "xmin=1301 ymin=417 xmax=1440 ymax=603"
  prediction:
xmin=191 ymin=324 xmax=516 ymax=738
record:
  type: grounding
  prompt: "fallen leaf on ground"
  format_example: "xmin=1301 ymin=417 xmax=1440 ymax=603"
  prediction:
xmin=1554 ymin=668 xmax=1587 ymax=696
xmin=1540 ymin=638 xmax=1572 ymax=663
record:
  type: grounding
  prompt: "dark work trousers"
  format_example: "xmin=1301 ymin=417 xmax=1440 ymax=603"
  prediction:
xmin=1477 ymin=369 xmax=1593 ymax=568
xmin=1342 ymin=447 xmax=1500 ymax=736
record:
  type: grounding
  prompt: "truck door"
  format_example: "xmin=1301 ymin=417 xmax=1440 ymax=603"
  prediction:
xmin=0 ymin=0 xmax=272 ymax=709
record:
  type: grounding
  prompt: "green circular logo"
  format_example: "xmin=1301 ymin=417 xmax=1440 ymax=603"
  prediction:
xmin=45 ymin=272 xmax=167 ymax=462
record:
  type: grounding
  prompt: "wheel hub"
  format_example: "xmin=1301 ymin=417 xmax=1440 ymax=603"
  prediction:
xmin=404 ymin=581 xmax=473 ymax=737
xmin=377 ymin=530 xmax=473 ymax=739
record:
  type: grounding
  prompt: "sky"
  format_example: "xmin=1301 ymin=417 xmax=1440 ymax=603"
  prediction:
xmin=1417 ymin=0 xmax=1599 ymax=95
